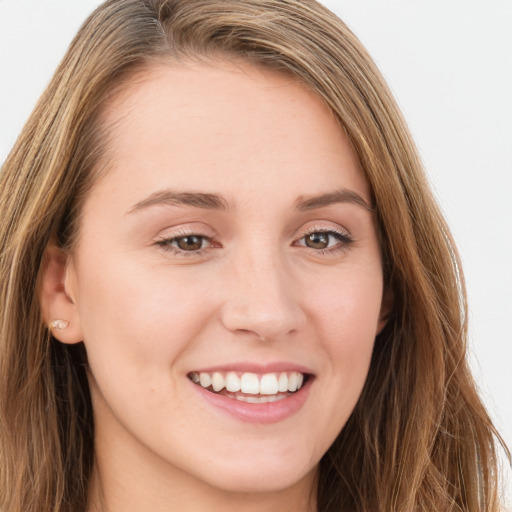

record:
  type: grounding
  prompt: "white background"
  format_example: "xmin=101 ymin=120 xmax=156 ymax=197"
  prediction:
xmin=0 ymin=0 xmax=510 ymax=497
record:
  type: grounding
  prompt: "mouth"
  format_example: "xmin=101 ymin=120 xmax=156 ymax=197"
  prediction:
xmin=188 ymin=370 xmax=310 ymax=404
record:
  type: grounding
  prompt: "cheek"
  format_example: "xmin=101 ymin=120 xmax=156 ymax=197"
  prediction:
xmin=289 ymin=265 xmax=382 ymax=458
xmin=308 ymin=262 xmax=383 ymax=343
xmin=73 ymin=254 xmax=221 ymax=431
xmin=303 ymin=264 xmax=382 ymax=394
xmin=74 ymin=252 xmax=215 ymax=378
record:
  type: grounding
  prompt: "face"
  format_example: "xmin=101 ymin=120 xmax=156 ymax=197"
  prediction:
xmin=61 ymin=61 xmax=385 ymax=497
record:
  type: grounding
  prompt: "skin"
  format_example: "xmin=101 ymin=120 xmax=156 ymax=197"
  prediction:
xmin=42 ymin=60 xmax=387 ymax=512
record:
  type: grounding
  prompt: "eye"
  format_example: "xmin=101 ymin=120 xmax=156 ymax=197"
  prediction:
xmin=295 ymin=229 xmax=353 ymax=252
xmin=156 ymin=234 xmax=213 ymax=253
xmin=174 ymin=235 xmax=207 ymax=251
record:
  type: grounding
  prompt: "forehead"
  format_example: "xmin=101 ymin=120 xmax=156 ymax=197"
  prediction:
xmin=91 ymin=60 xmax=369 ymax=209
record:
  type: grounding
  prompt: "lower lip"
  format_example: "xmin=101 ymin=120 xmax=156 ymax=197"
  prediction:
xmin=191 ymin=378 xmax=313 ymax=424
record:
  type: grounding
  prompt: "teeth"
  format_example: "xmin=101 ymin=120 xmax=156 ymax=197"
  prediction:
xmin=225 ymin=372 xmax=241 ymax=392
xmin=191 ymin=371 xmax=306 ymax=396
xmin=260 ymin=373 xmax=279 ymax=395
xmin=288 ymin=372 xmax=298 ymax=392
xmin=211 ymin=372 xmax=225 ymax=392
xmin=278 ymin=372 xmax=288 ymax=392
xmin=199 ymin=372 xmax=212 ymax=388
xmin=240 ymin=372 xmax=260 ymax=394
xmin=235 ymin=394 xmax=286 ymax=403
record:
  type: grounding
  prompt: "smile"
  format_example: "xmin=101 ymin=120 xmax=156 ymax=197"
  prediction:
xmin=188 ymin=371 xmax=307 ymax=404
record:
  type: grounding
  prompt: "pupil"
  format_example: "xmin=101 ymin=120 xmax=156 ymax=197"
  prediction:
xmin=306 ymin=233 xmax=328 ymax=249
xmin=177 ymin=236 xmax=203 ymax=251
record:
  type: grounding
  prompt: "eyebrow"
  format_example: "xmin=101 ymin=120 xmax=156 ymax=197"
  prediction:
xmin=127 ymin=187 xmax=373 ymax=214
xmin=127 ymin=190 xmax=232 ymax=214
xmin=295 ymin=189 xmax=374 ymax=212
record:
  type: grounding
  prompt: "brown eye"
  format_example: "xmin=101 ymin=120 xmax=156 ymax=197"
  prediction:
xmin=156 ymin=233 xmax=215 ymax=254
xmin=304 ymin=232 xmax=330 ymax=249
xmin=175 ymin=235 xmax=205 ymax=251
xmin=296 ymin=230 xmax=353 ymax=253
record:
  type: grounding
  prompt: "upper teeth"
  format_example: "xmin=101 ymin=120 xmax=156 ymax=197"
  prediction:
xmin=189 ymin=371 xmax=305 ymax=395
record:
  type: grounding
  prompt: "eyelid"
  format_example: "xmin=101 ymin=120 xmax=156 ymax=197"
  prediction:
xmin=154 ymin=220 xmax=221 ymax=243
xmin=156 ymin=227 xmax=209 ymax=240
xmin=296 ymin=223 xmax=351 ymax=239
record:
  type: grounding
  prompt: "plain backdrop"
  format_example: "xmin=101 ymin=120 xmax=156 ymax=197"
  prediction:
xmin=1 ymin=0 xmax=511 ymax=498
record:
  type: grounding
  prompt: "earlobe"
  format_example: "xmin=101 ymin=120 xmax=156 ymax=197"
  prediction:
xmin=49 ymin=319 xmax=70 ymax=331
xmin=40 ymin=244 xmax=84 ymax=344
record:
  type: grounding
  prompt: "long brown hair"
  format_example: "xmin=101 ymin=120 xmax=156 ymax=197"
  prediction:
xmin=0 ymin=1 xmax=509 ymax=511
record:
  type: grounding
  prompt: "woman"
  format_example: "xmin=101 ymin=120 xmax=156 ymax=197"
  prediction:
xmin=0 ymin=1 xmax=509 ymax=511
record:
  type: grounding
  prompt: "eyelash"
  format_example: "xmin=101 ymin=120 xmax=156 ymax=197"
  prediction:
xmin=155 ymin=227 xmax=354 ymax=256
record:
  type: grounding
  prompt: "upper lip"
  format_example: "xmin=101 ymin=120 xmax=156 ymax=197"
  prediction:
xmin=189 ymin=362 xmax=315 ymax=375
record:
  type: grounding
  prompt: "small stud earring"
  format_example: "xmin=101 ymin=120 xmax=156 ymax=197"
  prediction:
xmin=49 ymin=319 xmax=69 ymax=330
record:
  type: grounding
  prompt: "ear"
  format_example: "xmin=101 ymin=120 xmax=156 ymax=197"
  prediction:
xmin=376 ymin=285 xmax=394 ymax=335
xmin=40 ymin=244 xmax=84 ymax=344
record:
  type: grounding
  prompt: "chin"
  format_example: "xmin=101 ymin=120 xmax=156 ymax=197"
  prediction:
xmin=191 ymin=453 xmax=318 ymax=495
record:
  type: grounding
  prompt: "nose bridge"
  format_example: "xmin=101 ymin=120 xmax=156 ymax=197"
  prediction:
xmin=220 ymin=241 xmax=304 ymax=340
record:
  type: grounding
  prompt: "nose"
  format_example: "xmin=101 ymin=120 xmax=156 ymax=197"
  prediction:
xmin=220 ymin=250 xmax=306 ymax=342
